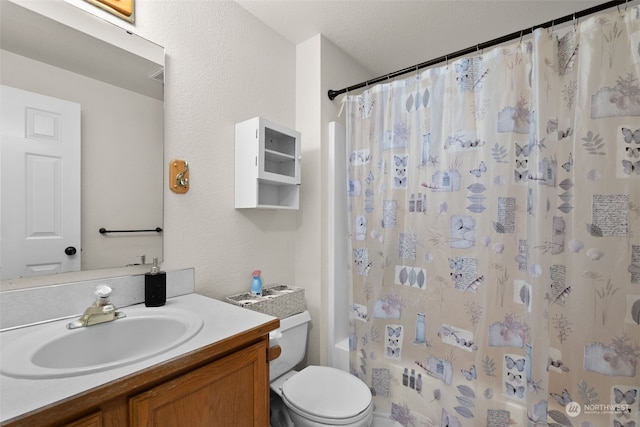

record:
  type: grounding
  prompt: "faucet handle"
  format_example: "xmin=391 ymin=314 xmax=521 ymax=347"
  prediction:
xmin=95 ymin=285 xmax=112 ymax=298
xmin=95 ymin=285 xmax=113 ymax=306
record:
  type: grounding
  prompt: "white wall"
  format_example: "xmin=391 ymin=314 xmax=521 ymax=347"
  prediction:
xmin=318 ymin=37 xmax=371 ymax=365
xmin=129 ymin=1 xmax=299 ymax=300
xmin=295 ymin=35 xmax=370 ymax=365
xmin=137 ymin=2 xmax=374 ymax=365
xmin=134 ymin=2 xmax=372 ymax=366
xmin=320 ymin=38 xmax=371 ymax=322
xmin=294 ymin=35 xmax=322 ymax=365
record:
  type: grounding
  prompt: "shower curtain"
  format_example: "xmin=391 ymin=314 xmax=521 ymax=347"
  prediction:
xmin=346 ymin=6 xmax=640 ymax=427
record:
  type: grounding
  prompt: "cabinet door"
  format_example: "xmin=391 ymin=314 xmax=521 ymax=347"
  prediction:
xmin=258 ymin=120 xmax=300 ymax=185
xmin=130 ymin=341 xmax=268 ymax=427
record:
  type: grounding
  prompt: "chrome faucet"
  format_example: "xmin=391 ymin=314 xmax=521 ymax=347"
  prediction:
xmin=67 ymin=285 xmax=126 ymax=329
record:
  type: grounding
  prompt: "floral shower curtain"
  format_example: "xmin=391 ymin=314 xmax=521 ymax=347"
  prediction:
xmin=346 ymin=6 xmax=640 ymax=427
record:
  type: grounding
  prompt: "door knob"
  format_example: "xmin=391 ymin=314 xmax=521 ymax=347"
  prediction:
xmin=65 ymin=246 xmax=77 ymax=255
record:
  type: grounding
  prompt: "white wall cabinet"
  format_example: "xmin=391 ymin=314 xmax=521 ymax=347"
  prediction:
xmin=235 ymin=117 xmax=301 ymax=209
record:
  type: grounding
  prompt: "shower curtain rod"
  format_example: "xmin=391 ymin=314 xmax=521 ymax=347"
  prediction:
xmin=327 ymin=0 xmax=628 ymax=100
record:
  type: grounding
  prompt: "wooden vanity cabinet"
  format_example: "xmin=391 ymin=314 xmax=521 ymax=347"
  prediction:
xmin=130 ymin=341 xmax=267 ymax=426
xmin=4 ymin=319 xmax=279 ymax=427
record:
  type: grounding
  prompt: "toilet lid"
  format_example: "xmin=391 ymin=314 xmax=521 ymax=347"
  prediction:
xmin=281 ymin=366 xmax=372 ymax=419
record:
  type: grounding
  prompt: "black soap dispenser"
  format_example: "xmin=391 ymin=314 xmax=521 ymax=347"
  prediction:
xmin=145 ymin=257 xmax=166 ymax=307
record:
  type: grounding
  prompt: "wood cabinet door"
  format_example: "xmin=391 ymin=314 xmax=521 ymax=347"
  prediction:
xmin=130 ymin=341 xmax=268 ymax=427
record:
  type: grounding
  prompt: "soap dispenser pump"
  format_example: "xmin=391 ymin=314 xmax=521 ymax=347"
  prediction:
xmin=145 ymin=257 xmax=166 ymax=307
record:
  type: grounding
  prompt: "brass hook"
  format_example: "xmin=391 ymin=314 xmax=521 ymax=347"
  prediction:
xmin=170 ymin=159 xmax=189 ymax=193
xmin=176 ymin=161 xmax=189 ymax=187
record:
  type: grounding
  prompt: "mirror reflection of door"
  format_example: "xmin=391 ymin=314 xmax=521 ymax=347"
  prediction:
xmin=1 ymin=85 xmax=81 ymax=279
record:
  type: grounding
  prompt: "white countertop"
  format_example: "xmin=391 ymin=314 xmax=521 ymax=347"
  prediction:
xmin=0 ymin=293 xmax=278 ymax=423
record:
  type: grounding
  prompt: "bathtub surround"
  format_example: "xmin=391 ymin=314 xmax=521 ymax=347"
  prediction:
xmin=346 ymin=6 xmax=640 ymax=426
xmin=0 ymin=268 xmax=194 ymax=330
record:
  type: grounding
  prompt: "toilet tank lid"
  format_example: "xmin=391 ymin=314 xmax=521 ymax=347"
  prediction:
xmin=282 ymin=366 xmax=371 ymax=419
xmin=277 ymin=310 xmax=311 ymax=331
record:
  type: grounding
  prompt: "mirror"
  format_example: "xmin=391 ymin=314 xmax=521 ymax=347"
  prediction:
xmin=0 ymin=0 xmax=164 ymax=282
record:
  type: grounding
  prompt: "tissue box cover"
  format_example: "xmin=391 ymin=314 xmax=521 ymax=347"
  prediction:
xmin=225 ymin=285 xmax=305 ymax=319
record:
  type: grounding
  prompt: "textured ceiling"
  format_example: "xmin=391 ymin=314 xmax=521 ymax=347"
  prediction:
xmin=236 ymin=0 xmax=606 ymax=78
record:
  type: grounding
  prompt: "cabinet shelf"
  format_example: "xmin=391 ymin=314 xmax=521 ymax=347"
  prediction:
xmin=235 ymin=117 xmax=301 ymax=209
xmin=264 ymin=150 xmax=296 ymax=178
xmin=257 ymin=180 xmax=299 ymax=209
xmin=264 ymin=148 xmax=295 ymax=160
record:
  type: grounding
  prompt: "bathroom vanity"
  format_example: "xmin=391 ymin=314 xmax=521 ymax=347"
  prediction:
xmin=0 ymin=293 xmax=280 ymax=427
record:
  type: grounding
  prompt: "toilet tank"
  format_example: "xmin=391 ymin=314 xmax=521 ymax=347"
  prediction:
xmin=269 ymin=310 xmax=311 ymax=380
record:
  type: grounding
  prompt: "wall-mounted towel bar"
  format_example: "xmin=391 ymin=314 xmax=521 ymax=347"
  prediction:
xmin=99 ymin=227 xmax=163 ymax=234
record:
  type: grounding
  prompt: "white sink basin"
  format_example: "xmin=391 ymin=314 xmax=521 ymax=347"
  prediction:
xmin=1 ymin=306 xmax=203 ymax=379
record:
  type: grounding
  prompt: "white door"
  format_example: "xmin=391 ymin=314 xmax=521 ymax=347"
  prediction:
xmin=1 ymin=85 xmax=81 ymax=279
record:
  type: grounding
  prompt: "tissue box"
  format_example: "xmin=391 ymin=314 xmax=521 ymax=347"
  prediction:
xmin=225 ymin=285 xmax=305 ymax=319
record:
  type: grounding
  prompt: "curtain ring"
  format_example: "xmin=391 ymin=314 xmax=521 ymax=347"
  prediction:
xmin=626 ymin=0 xmax=629 ymax=11
xmin=573 ymin=13 xmax=578 ymax=31
xmin=548 ymin=20 xmax=555 ymax=36
xmin=519 ymin=30 xmax=524 ymax=45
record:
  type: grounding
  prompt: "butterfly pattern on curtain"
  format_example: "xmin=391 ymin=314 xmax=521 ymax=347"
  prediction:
xmin=346 ymin=6 xmax=640 ymax=427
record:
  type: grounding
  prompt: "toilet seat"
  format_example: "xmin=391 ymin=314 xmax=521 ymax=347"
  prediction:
xmin=281 ymin=366 xmax=372 ymax=425
xmin=282 ymin=394 xmax=373 ymax=426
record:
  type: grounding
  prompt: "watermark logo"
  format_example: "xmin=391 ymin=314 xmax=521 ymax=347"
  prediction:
xmin=582 ymin=403 xmax=632 ymax=416
xmin=565 ymin=401 xmax=581 ymax=417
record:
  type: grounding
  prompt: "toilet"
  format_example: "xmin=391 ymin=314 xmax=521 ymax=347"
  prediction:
xmin=269 ymin=311 xmax=373 ymax=427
